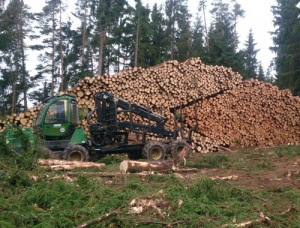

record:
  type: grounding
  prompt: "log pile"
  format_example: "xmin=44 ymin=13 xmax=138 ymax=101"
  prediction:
xmin=0 ymin=105 xmax=42 ymax=131
xmin=184 ymin=78 xmax=300 ymax=148
xmin=66 ymin=58 xmax=241 ymax=113
xmin=66 ymin=58 xmax=242 ymax=136
xmin=2 ymin=58 xmax=300 ymax=153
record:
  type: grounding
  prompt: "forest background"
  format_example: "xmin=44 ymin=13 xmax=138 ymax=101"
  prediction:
xmin=0 ymin=0 xmax=299 ymax=116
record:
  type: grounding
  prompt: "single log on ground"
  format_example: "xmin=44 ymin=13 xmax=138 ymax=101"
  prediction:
xmin=120 ymin=160 xmax=176 ymax=173
xmin=37 ymin=159 xmax=105 ymax=170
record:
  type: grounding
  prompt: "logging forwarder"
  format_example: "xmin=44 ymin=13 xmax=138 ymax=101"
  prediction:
xmin=6 ymin=91 xmax=198 ymax=162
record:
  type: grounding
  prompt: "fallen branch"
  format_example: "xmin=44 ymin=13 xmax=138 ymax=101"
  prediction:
xmin=149 ymin=199 xmax=166 ymax=219
xmin=137 ymin=220 xmax=187 ymax=227
xmin=280 ymin=207 xmax=298 ymax=215
xmin=76 ymin=205 xmax=124 ymax=228
xmin=222 ymin=212 xmax=271 ymax=227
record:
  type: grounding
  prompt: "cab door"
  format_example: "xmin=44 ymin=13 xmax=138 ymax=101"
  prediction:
xmin=43 ymin=99 xmax=70 ymax=138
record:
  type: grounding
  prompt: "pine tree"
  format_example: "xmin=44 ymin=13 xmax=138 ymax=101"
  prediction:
xmin=271 ymin=0 xmax=300 ymax=95
xmin=66 ymin=0 xmax=94 ymax=86
xmin=90 ymin=0 xmax=127 ymax=76
xmin=243 ymin=29 xmax=259 ymax=80
xmin=28 ymin=81 xmax=51 ymax=106
xmin=34 ymin=0 xmax=63 ymax=96
xmin=0 ymin=0 xmax=32 ymax=114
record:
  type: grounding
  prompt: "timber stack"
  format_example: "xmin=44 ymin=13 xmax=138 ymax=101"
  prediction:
xmin=2 ymin=58 xmax=300 ymax=153
xmin=184 ymin=78 xmax=300 ymax=148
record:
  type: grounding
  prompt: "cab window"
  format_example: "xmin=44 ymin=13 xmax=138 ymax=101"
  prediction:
xmin=70 ymin=100 xmax=79 ymax=124
xmin=45 ymin=100 xmax=67 ymax=124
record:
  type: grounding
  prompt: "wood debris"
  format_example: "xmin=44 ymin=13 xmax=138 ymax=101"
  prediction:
xmin=223 ymin=212 xmax=271 ymax=227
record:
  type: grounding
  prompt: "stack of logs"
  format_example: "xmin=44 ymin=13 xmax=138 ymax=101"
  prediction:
xmin=184 ymin=78 xmax=300 ymax=148
xmin=2 ymin=57 xmax=300 ymax=153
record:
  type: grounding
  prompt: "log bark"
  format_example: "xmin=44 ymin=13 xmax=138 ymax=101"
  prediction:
xmin=37 ymin=159 xmax=105 ymax=170
xmin=120 ymin=160 xmax=176 ymax=173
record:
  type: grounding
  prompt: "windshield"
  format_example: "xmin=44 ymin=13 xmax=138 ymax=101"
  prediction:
xmin=45 ymin=100 xmax=67 ymax=124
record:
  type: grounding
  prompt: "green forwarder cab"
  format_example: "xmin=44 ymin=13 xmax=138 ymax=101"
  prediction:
xmin=32 ymin=94 xmax=89 ymax=161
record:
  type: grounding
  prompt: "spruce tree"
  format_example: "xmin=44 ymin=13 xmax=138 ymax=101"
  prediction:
xmin=243 ymin=29 xmax=259 ymax=80
xmin=207 ymin=0 xmax=244 ymax=74
xmin=165 ymin=0 xmax=192 ymax=61
xmin=132 ymin=0 xmax=151 ymax=67
xmin=257 ymin=63 xmax=266 ymax=81
xmin=149 ymin=3 xmax=167 ymax=65
xmin=190 ymin=13 xmax=206 ymax=60
xmin=271 ymin=0 xmax=300 ymax=95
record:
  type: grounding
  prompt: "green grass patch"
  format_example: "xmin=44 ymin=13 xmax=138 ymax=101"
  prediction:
xmin=1 ymin=141 xmax=300 ymax=227
xmin=185 ymin=155 xmax=229 ymax=169
xmin=255 ymin=161 xmax=273 ymax=170
xmin=274 ymin=145 xmax=300 ymax=157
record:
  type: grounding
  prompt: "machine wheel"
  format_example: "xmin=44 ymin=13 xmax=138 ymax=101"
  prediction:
xmin=169 ymin=140 xmax=191 ymax=160
xmin=142 ymin=141 xmax=167 ymax=161
xmin=42 ymin=147 xmax=58 ymax=159
xmin=62 ymin=145 xmax=89 ymax=162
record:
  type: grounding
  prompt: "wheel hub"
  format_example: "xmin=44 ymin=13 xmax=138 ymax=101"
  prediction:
xmin=69 ymin=151 xmax=83 ymax=161
xmin=150 ymin=147 xmax=162 ymax=160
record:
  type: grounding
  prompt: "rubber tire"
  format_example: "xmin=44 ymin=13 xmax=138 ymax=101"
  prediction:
xmin=62 ymin=145 xmax=89 ymax=162
xmin=169 ymin=140 xmax=191 ymax=160
xmin=142 ymin=141 xmax=167 ymax=161
xmin=43 ymin=147 xmax=58 ymax=159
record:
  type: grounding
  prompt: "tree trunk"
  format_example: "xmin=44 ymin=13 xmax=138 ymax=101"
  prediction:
xmin=11 ymin=80 xmax=17 ymax=115
xmin=51 ymin=4 xmax=55 ymax=96
xmin=20 ymin=0 xmax=28 ymax=111
xmin=98 ymin=30 xmax=106 ymax=76
xmin=134 ymin=17 xmax=140 ymax=67
xmin=202 ymin=5 xmax=209 ymax=49
xmin=81 ymin=0 xmax=87 ymax=67
xmin=59 ymin=1 xmax=64 ymax=92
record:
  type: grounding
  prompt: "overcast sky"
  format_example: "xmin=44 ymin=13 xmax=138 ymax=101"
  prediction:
xmin=24 ymin=0 xmax=276 ymax=73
